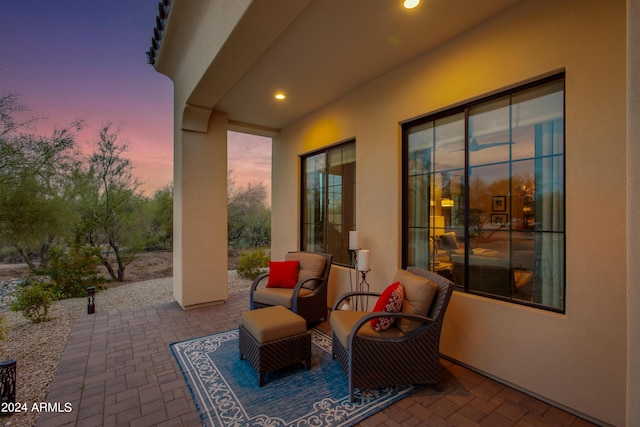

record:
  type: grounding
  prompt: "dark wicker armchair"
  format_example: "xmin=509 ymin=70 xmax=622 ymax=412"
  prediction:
xmin=250 ymin=251 xmax=333 ymax=327
xmin=330 ymin=267 xmax=453 ymax=401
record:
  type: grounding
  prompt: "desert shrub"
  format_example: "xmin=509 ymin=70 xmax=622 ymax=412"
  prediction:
xmin=227 ymin=247 xmax=240 ymax=269
xmin=0 ymin=246 xmax=22 ymax=264
xmin=141 ymin=184 xmax=173 ymax=251
xmin=236 ymin=247 xmax=269 ymax=279
xmin=10 ymin=277 xmax=54 ymax=323
xmin=40 ymin=245 xmax=105 ymax=298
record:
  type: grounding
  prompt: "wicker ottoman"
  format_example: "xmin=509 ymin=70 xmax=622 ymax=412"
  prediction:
xmin=239 ymin=305 xmax=311 ymax=386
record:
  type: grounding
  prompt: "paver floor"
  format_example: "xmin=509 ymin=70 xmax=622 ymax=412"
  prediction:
xmin=35 ymin=288 xmax=600 ymax=426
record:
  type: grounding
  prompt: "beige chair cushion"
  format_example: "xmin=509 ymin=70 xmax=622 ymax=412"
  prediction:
xmin=330 ymin=310 xmax=405 ymax=348
xmin=253 ymin=287 xmax=314 ymax=308
xmin=241 ymin=305 xmax=307 ymax=343
xmin=285 ymin=252 xmax=326 ymax=289
xmin=392 ymin=269 xmax=438 ymax=333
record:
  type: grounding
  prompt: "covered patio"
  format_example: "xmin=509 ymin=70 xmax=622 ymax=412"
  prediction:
xmin=37 ymin=287 xmax=597 ymax=426
xmin=147 ymin=0 xmax=639 ymax=425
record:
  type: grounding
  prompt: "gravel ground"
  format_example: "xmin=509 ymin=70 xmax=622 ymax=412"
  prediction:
xmin=0 ymin=271 xmax=252 ymax=427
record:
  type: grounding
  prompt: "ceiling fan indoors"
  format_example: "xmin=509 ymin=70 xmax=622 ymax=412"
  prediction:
xmin=448 ymin=138 xmax=515 ymax=152
xmin=468 ymin=138 xmax=514 ymax=151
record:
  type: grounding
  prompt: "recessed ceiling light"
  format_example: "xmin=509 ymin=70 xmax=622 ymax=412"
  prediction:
xmin=275 ymin=93 xmax=286 ymax=100
xmin=403 ymin=0 xmax=420 ymax=9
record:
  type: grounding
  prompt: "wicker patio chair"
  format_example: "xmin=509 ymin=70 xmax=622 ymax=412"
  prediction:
xmin=250 ymin=251 xmax=333 ymax=327
xmin=330 ymin=267 xmax=453 ymax=401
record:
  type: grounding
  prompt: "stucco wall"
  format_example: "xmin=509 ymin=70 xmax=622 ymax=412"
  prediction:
xmin=271 ymin=0 xmax=627 ymax=424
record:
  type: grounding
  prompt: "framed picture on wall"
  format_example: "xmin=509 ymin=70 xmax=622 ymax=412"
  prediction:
xmin=491 ymin=214 xmax=508 ymax=226
xmin=492 ymin=195 xmax=507 ymax=212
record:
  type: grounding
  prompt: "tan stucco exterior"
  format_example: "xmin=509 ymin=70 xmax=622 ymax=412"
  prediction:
xmin=153 ymin=0 xmax=638 ymax=425
xmin=172 ymin=110 xmax=229 ymax=308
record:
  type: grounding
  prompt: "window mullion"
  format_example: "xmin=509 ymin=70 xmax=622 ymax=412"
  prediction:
xmin=463 ymin=106 xmax=471 ymax=292
xmin=403 ymin=74 xmax=564 ymax=312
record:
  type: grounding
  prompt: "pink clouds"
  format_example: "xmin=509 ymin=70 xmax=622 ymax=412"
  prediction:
xmin=1 ymin=0 xmax=271 ymax=198
xmin=228 ymin=131 xmax=272 ymax=204
xmin=1 ymin=0 xmax=175 ymax=195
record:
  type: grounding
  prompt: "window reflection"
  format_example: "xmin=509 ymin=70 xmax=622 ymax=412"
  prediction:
xmin=302 ymin=141 xmax=356 ymax=266
xmin=404 ymin=75 xmax=565 ymax=312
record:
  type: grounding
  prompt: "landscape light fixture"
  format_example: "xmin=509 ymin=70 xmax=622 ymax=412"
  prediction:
xmin=87 ymin=287 xmax=96 ymax=314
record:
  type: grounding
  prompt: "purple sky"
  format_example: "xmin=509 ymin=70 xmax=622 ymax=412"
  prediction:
xmin=1 ymin=0 xmax=271 ymax=197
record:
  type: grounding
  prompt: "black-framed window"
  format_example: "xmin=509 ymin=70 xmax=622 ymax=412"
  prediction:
xmin=403 ymin=74 xmax=565 ymax=312
xmin=301 ymin=140 xmax=355 ymax=265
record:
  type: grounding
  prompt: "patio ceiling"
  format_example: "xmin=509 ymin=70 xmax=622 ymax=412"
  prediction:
xmin=173 ymin=0 xmax=523 ymax=133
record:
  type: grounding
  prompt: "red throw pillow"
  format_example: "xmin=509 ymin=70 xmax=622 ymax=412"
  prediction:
xmin=370 ymin=282 xmax=404 ymax=332
xmin=266 ymin=260 xmax=299 ymax=288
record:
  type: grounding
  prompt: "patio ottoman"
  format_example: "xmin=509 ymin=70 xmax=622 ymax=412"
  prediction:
xmin=239 ymin=305 xmax=311 ymax=386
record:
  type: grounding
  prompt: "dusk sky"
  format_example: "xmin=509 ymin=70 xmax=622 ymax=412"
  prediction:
xmin=1 ymin=0 xmax=271 ymax=197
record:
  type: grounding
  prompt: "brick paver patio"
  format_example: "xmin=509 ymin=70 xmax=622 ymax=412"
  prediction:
xmin=35 ymin=288 xmax=599 ymax=426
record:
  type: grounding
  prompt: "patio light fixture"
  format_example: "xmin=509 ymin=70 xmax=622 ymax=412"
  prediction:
xmin=403 ymin=0 xmax=420 ymax=9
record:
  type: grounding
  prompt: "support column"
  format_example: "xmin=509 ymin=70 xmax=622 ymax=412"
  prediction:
xmin=627 ymin=0 xmax=640 ymax=424
xmin=173 ymin=110 xmax=228 ymax=308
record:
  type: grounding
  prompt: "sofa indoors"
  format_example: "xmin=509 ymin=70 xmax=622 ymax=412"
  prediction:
xmin=451 ymin=241 xmax=534 ymax=299
xmin=437 ymin=230 xmax=534 ymax=299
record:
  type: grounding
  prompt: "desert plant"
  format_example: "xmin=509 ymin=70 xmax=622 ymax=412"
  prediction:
xmin=40 ymin=244 xmax=105 ymax=298
xmin=236 ymin=247 xmax=270 ymax=279
xmin=74 ymin=124 xmax=144 ymax=282
xmin=10 ymin=277 xmax=54 ymax=323
xmin=227 ymin=180 xmax=271 ymax=250
xmin=141 ymin=184 xmax=173 ymax=250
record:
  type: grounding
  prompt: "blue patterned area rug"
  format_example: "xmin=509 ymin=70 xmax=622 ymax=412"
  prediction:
xmin=170 ymin=329 xmax=420 ymax=426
